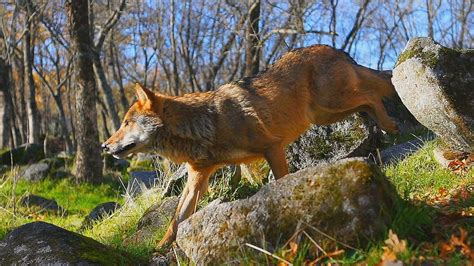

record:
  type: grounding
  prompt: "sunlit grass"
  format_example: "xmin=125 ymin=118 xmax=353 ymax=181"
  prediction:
xmin=0 ymin=170 xmax=125 ymax=238
xmin=384 ymin=140 xmax=473 ymax=201
xmin=0 ymin=139 xmax=472 ymax=264
xmin=83 ymin=189 xmax=163 ymax=261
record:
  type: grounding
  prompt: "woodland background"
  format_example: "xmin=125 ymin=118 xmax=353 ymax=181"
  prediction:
xmin=0 ymin=0 xmax=472 ymax=180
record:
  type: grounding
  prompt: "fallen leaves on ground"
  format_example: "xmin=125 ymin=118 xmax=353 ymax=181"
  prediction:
xmin=447 ymin=153 xmax=473 ymax=176
xmin=377 ymin=230 xmax=407 ymax=265
xmin=439 ymin=228 xmax=474 ymax=262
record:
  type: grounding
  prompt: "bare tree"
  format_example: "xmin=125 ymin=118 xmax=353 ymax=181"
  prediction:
xmin=244 ymin=0 xmax=261 ymax=76
xmin=66 ymin=0 xmax=102 ymax=181
xmin=91 ymin=0 xmax=126 ymax=131
xmin=21 ymin=0 xmax=41 ymax=144
xmin=0 ymin=56 xmax=12 ymax=148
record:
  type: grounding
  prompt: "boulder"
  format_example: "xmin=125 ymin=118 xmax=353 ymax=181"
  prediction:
xmin=39 ymin=157 xmax=70 ymax=170
xmin=50 ymin=168 xmax=74 ymax=179
xmin=126 ymin=171 xmax=158 ymax=197
xmin=0 ymin=165 xmax=7 ymax=174
xmin=20 ymin=194 xmax=64 ymax=213
xmin=379 ymin=136 xmax=434 ymax=165
xmin=103 ymin=153 xmax=130 ymax=171
xmin=0 ymin=222 xmax=133 ymax=265
xmin=286 ymin=114 xmax=380 ymax=172
xmin=124 ymin=196 xmax=178 ymax=245
xmin=22 ymin=162 xmax=50 ymax=182
xmin=149 ymin=247 xmax=186 ymax=266
xmin=80 ymin=202 xmax=121 ymax=230
xmin=0 ymin=143 xmax=44 ymax=165
xmin=128 ymin=152 xmax=158 ymax=171
xmin=176 ymin=158 xmax=394 ymax=264
xmin=392 ymin=37 xmax=473 ymax=153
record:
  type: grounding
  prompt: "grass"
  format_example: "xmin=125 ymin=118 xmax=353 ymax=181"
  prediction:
xmin=0 ymin=139 xmax=472 ymax=264
xmin=0 ymin=169 xmax=125 ymax=239
xmin=83 ymin=189 xmax=163 ymax=261
xmin=385 ymin=140 xmax=473 ymax=201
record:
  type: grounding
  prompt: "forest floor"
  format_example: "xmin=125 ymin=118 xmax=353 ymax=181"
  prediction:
xmin=0 ymin=140 xmax=473 ymax=265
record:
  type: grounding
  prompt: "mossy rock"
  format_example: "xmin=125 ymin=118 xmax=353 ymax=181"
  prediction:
xmin=176 ymin=158 xmax=395 ymax=264
xmin=393 ymin=37 xmax=473 ymax=152
xmin=0 ymin=143 xmax=44 ymax=165
xmin=286 ymin=113 xmax=381 ymax=172
xmin=0 ymin=222 xmax=136 ymax=265
xmin=39 ymin=157 xmax=71 ymax=170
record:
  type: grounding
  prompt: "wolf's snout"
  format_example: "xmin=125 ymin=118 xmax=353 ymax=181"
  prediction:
xmin=101 ymin=143 xmax=109 ymax=152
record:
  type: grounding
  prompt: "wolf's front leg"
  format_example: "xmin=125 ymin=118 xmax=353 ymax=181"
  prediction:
xmin=157 ymin=164 xmax=216 ymax=248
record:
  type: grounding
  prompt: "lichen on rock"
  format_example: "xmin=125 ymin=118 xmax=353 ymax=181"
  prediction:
xmin=175 ymin=158 xmax=395 ymax=264
xmin=286 ymin=113 xmax=381 ymax=172
xmin=392 ymin=37 xmax=473 ymax=153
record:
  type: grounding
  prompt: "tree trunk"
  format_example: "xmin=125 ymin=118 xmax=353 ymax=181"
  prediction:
xmin=0 ymin=58 xmax=12 ymax=148
xmin=66 ymin=0 xmax=103 ymax=181
xmin=244 ymin=0 xmax=261 ymax=77
xmin=12 ymin=55 xmax=27 ymax=143
xmin=92 ymin=53 xmax=121 ymax=131
xmin=23 ymin=3 xmax=41 ymax=144
xmin=110 ymin=42 xmax=129 ymax=113
xmin=53 ymin=95 xmax=73 ymax=154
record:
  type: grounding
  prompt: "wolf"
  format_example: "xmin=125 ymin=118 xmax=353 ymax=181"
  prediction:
xmin=102 ymin=45 xmax=398 ymax=247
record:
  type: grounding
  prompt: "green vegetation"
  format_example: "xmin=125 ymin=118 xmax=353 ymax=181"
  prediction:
xmin=83 ymin=190 xmax=162 ymax=260
xmin=0 ymin=169 xmax=124 ymax=239
xmin=0 ymin=139 xmax=472 ymax=264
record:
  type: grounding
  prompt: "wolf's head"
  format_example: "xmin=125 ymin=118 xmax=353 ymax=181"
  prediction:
xmin=102 ymin=84 xmax=163 ymax=159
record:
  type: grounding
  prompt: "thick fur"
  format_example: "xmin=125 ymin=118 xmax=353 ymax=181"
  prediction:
xmin=102 ymin=45 xmax=398 ymax=247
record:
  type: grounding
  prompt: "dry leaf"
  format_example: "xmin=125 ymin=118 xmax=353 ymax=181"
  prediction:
xmin=310 ymin=249 xmax=345 ymax=264
xmin=439 ymin=228 xmax=474 ymax=261
xmin=384 ymin=230 xmax=407 ymax=254
xmin=377 ymin=230 xmax=407 ymax=265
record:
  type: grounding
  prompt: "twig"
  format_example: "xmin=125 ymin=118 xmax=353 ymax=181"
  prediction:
xmin=245 ymin=243 xmax=293 ymax=265
xmin=302 ymin=230 xmax=328 ymax=256
xmin=172 ymin=246 xmax=181 ymax=266
xmin=303 ymin=222 xmax=360 ymax=251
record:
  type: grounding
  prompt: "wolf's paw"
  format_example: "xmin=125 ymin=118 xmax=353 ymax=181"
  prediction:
xmin=382 ymin=120 xmax=399 ymax=134
xmin=156 ymin=234 xmax=175 ymax=250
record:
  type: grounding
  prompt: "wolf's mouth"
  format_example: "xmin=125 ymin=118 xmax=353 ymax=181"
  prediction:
xmin=113 ymin=143 xmax=136 ymax=156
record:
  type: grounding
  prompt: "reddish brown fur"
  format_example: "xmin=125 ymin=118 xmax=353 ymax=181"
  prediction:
xmin=103 ymin=45 xmax=398 ymax=247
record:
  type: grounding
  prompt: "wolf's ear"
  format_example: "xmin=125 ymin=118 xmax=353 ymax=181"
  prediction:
xmin=135 ymin=83 xmax=154 ymax=102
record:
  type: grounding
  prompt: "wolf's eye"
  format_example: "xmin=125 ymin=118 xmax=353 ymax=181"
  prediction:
xmin=123 ymin=121 xmax=129 ymax=127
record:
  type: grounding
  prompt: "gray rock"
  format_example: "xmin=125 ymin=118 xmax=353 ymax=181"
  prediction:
xmin=103 ymin=153 xmax=130 ymax=171
xmin=286 ymin=113 xmax=380 ymax=172
xmin=0 ymin=222 xmax=133 ymax=265
xmin=0 ymin=165 xmax=7 ymax=174
xmin=0 ymin=143 xmax=44 ymax=165
xmin=39 ymin=157 xmax=68 ymax=170
xmin=176 ymin=158 xmax=394 ymax=264
xmin=22 ymin=162 xmax=50 ymax=182
xmin=80 ymin=202 xmax=121 ymax=230
xmin=51 ymin=168 xmax=74 ymax=179
xmin=124 ymin=196 xmax=178 ymax=245
xmin=20 ymin=194 xmax=64 ymax=213
xmin=392 ymin=37 xmax=474 ymax=153
xmin=379 ymin=135 xmax=435 ymax=165
xmin=149 ymin=247 xmax=186 ymax=266
xmin=126 ymin=171 xmax=158 ymax=197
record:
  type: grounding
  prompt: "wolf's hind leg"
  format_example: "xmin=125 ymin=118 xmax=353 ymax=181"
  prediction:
xmin=157 ymin=164 xmax=216 ymax=248
xmin=264 ymin=145 xmax=289 ymax=179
